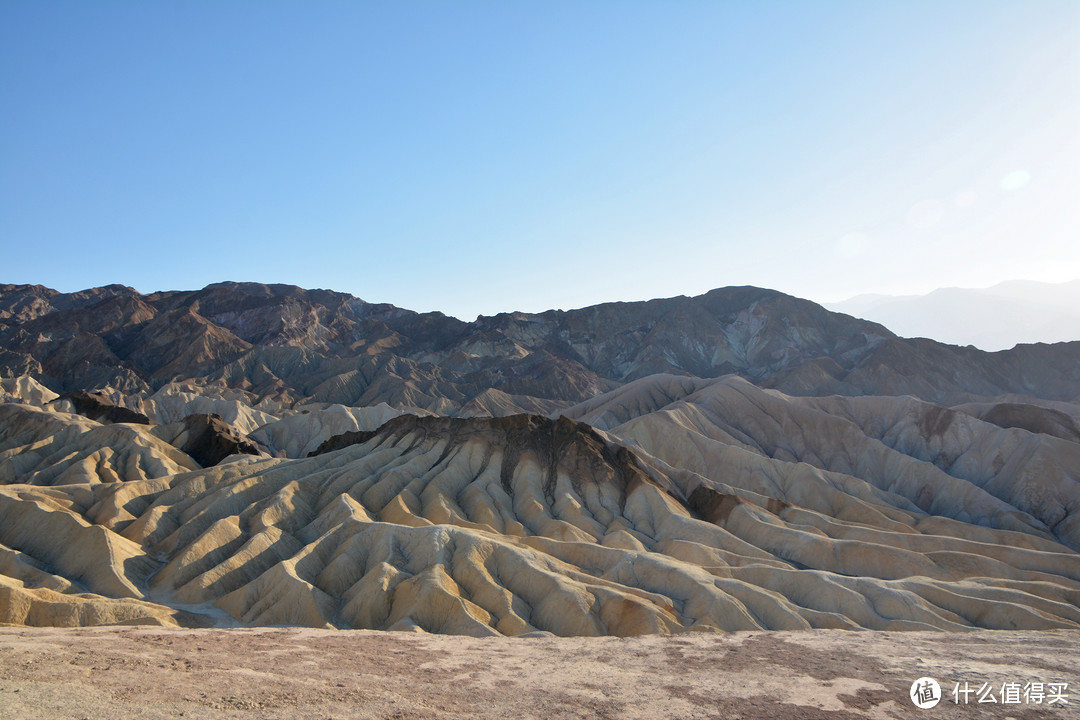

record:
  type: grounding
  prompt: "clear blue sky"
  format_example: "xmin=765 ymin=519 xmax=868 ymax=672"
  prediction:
xmin=2 ymin=1 xmax=1077 ymax=319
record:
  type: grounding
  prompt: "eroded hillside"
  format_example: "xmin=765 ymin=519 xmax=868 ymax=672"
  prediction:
xmin=0 ymin=282 xmax=1078 ymax=635
xmin=0 ymin=379 xmax=1078 ymax=634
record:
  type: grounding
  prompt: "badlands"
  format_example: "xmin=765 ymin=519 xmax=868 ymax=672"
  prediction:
xmin=0 ymin=282 xmax=1078 ymax=716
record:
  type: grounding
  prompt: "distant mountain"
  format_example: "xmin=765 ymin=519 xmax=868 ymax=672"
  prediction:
xmin=827 ymin=279 xmax=1080 ymax=352
xmin=2 ymin=281 xmax=1079 ymax=411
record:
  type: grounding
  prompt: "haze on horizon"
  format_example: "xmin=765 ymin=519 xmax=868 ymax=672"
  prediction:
xmin=828 ymin=279 xmax=1080 ymax=351
xmin=1 ymin=1 xmax=1077 ymax=323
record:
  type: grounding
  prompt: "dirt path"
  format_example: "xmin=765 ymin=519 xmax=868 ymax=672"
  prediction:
xmin=0 ymin=628 xmax=1077 ymax=719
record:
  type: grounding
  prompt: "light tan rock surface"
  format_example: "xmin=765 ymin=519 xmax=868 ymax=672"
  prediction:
xmin=141 ymin=384 xmax=280 ymax=435
xmin=249 ymin=402 xmax=401 ymax=458
xmin=0 ymin=404 xmax=200 ymax=485
xmin=562 ymin=374 xmax=1080 ymax=550
xmin=0 ymin=399 xmax=1077 ymax=635
xmin=0 ymin=376 xmax=57 ymax=406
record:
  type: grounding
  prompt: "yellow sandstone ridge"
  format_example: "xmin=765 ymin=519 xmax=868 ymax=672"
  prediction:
xmin=0 ymin=378 xmax=1076 ymax=635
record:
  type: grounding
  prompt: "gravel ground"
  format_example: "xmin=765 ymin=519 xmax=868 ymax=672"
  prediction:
xmin=0 ymin=627 xmax=1077 ymax=719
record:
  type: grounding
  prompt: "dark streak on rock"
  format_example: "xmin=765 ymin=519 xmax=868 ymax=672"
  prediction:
xmin=310 ymin=414 xmax=660 ymax=511
xmin=981 ymin=403 xmax=1080 ymax=442
xmin=688 ymin=486 xmax=741 ymax=524
xmin=688 ymin=486 xmax=791 ymax=525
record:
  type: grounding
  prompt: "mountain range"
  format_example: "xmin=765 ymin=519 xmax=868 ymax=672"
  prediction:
xmin=0 ymin=281 xmax=1077 ymax=635
xmin=3 ymin=281 xmax=1079 ymax=414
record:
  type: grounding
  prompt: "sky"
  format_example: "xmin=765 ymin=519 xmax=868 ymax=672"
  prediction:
xmin=1 ymin=1 xmax=1078 ymax=320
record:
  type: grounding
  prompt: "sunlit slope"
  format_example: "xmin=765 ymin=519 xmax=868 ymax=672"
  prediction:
xmin=563 ymin=374 xmax=1080 ymax=550
xmin=1 ymin=411 xmax=1078 ymax=634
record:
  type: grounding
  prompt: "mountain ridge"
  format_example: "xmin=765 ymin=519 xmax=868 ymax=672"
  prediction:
xmin=1 ymin=385 xmax=1078 ymax=633
xmin=2 ymin=281 xmax=1078 ymax=413
xmin=0 ymin=281 xmax=1078 ymax=634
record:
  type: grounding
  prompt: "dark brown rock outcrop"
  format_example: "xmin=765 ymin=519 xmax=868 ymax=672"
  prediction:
xmin=173 ymin=413 xmax=261 ymax=467
xmin=311 ymin=413 xmax=668 ymax=506
xmin=52 ymin=390 xmax=149 ymax=425
xmin=979 ymin=403 xmax=1080 ymax=443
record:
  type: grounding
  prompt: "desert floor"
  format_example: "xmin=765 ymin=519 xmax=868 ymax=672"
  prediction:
xmin=0 ymin=627 xmax=1077 ymax=719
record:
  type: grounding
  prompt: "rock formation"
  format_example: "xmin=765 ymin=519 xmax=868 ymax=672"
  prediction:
xmin=154 ymin=413 xmax=262 ymax=468
xmin=0 ymin=282 xmax=1077 ymax=635
xmin=2 ymin=282 xmax=1079 ymax=414
xmin=0 ymin=381 xmax=1075 ymax=634
xmin=52 ymin=390 xmax=150 ymax=425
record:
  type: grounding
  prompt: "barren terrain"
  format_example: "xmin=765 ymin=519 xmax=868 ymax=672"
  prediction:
xmin=1 ymin=627 xmax=1077 ymax=719
xmin=2 ymin=282 xmax=1079 ymax=719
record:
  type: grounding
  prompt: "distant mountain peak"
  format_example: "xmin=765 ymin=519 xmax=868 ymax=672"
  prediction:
xmin=1 ymin=281 xmax=1078 ymax=409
